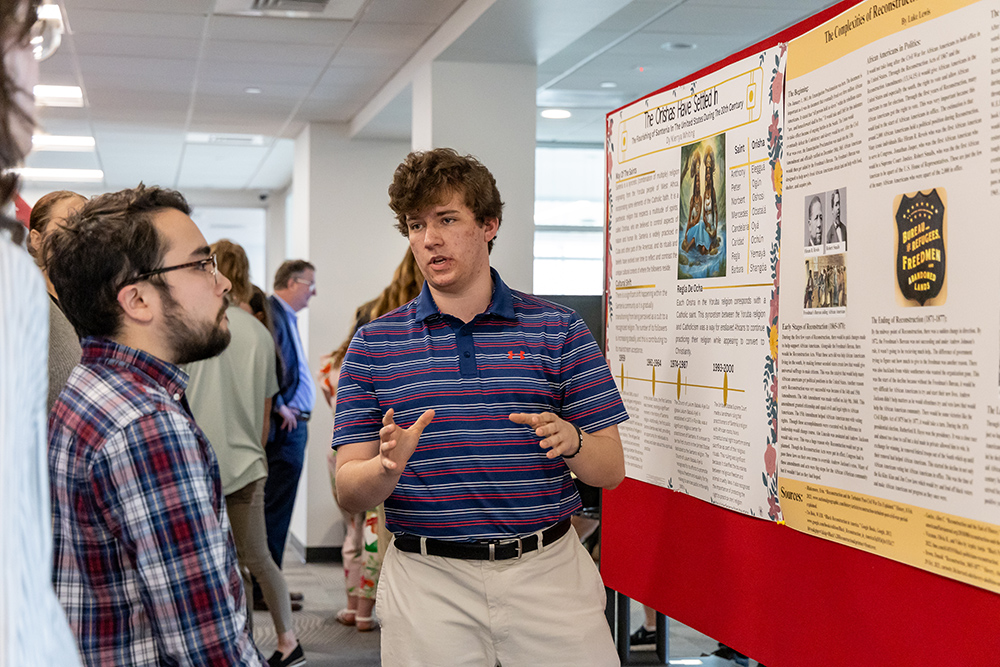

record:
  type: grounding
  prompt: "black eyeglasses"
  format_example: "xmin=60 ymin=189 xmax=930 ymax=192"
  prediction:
xmin=132 ymin=254 xmax=218 ymax=284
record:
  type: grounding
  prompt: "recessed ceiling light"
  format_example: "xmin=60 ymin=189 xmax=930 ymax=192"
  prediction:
xmin=244 ymin=87 xmax=262 ymax=94
xmin=33 ymin=84 xmax=83 ymax=107
xmin=31 ymin=134 xmax=96 ymax=152
xmin=600 ymin=82 xmax=617 ymax=89
xmin=540 ymin=109 xmax=572 ymax=120
xmin=661 ymin=41 xmax=697 ymax=51
xmin=13 ymin=167 xmax=104 ymax=182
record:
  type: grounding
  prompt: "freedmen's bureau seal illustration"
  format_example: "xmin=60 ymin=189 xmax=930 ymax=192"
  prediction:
xmin=894 ymin=188 xmax=946 ymax=307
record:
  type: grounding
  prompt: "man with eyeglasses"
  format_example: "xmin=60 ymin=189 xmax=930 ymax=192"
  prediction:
xmin=45 ymin=185 xmax=265 ymax=666
xmin=260 ymin=259 xmax=317 ymax=605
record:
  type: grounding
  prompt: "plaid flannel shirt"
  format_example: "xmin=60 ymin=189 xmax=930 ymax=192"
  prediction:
xmin=49 ymin=337 xmax=263 ymax=666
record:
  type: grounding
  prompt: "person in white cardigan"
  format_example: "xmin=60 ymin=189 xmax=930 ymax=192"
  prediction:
xmin=0 ymin=1 xmax=83 ymax=664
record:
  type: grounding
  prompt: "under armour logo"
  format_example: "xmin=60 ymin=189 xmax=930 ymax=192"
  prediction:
xmin=508 ymin=350 xmax=525 ymax=360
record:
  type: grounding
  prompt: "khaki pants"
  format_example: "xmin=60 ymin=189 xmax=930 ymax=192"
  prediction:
xmin=226 ymin=478 xmax=292 ymax=634
xmin=377 ymin=530 xmax=618 ymax=667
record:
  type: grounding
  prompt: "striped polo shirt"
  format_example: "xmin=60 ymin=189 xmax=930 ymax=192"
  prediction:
xmin=333 ymin=269 xmax=628 ymax=541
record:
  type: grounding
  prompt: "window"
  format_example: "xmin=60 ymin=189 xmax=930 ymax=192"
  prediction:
xmin=534 ymin=146 xmax=604 ymax=295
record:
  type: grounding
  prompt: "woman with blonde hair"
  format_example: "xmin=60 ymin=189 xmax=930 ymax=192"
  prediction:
xmin=318 ymin=247 xmax=423 ymax=632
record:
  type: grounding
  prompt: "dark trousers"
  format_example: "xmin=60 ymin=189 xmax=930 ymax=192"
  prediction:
xmin=263 ymin=418 xmax=308 ymax=569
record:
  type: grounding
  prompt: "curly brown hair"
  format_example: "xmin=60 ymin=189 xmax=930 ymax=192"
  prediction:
xmin=388 ymin=148 xmax=504 ymax=253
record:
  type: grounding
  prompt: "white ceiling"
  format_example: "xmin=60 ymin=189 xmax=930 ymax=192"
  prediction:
xmin=26 ymin=0 xmax=840 ymax=197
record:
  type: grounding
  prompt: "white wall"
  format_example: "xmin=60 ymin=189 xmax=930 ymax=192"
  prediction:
xmin=412 ymin=60 xmax=536 ymax=292
xmin=288 ymin=122 xmax=411 ymax=555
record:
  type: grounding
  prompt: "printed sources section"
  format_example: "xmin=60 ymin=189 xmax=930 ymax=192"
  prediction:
xmin=781 ymin=479 xmax=1000 ymax=592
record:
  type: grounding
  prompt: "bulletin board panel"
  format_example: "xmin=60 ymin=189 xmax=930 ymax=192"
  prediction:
xmin=602 ymin=479 xmax=999 ymax=666
xmin=600 ymin=1 xmax=1000 ymax=664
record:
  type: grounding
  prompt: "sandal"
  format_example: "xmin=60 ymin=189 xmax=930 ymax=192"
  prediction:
xmin=355 ymin=615 xmax=379 ymax=632
xmin=335 ymin=608 xmax=356 ymax=626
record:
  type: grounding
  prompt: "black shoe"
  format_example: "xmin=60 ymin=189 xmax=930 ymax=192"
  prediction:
xmin=702 ymin=644 xmax=748 ymax=663
xmin=267 ymin=642 xmax=306 ymax=667
xmin=629 ymin=626 xmax=656 ymax=646
xmin=289 ymin=591 xmax=304 ymax=602
xmin=254 ymin=598 xmax=303 ymax=612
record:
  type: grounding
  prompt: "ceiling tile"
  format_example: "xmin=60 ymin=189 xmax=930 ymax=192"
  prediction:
xmin=64 ymin=8 xmax=208 ymax=38
xmin=23 ymin=150 xmax=102 ymax=169
xmin=330 ymin=46 xmax=408 ymax=70
xmin=343 ymin=21 xmax=436 ymax=50
xmin=246 ymin=139 xmax=295 ymax=190
xmin=313 ymin=66 xmax=392 ymax=89
xmin=36 ymin=50 xmax=79 ymax=85
xmin=77 ymin=55 xmax=198 ymax=90
xmin=195 ymin=80 xmax=313 ymax=99
xmin=176 ymin=143 xmax=272 ymax=189
xmin=643 ymin=5 xmax=808 ymax=35
xmin=207 ymin=15 xmax=354 ymax=45
xmin=197 ymin=60 xmax=325 ymax=86
xmin=65 ymin=0 xmax=214 ymax=14
xmin=361 ymin=0 xmax=464 ymax=25
xmin=101 ymin=157 xmax=181 ymax=190
xmin=31 ymin=118 xmax=95 ymax=137
xmin=296 ymin=99 xmax=361 ymax=123
xmin=71 ymin=34 xmax=202 ymax=59
xmin=186 ymin=116 xmax=289 ymax=136
xmin=202 ymin=40 xmax=336 ymax=66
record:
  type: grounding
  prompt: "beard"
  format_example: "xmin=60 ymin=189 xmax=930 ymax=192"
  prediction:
xmin=161 ymin=290 xmax=232 ymax=365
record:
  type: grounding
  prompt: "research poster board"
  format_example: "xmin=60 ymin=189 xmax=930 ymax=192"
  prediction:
xmin=602 ymin=2 xmax=1000 ymax=663
xmin=778 ymin=0 xmax=1000 ymax=595
xmin=605 ymin=0 xmax=1000 ymax=597
xmin=604 ymin=45 xmax=786 ymax=517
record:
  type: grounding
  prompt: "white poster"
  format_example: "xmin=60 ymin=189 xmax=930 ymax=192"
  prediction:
xmin=605 ymin=45 xmax=787 ymax=518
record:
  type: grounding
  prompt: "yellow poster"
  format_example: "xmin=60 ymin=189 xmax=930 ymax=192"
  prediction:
xmin=778 ymin=0 xmax=1000 ymax=593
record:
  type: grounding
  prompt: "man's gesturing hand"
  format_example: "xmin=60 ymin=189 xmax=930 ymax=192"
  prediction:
xmin=379 ymin=408 xmax=435 ymax=472
xmin=509 ymin=412 xmax=579 ymax=459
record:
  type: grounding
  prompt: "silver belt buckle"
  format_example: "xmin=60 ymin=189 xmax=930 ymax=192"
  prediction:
xmin=490 ymin=537 xmax=523 ymax=561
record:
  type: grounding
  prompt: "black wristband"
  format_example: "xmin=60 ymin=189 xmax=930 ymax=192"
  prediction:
xmin=564 ymin=423 xmax=583 ymax=459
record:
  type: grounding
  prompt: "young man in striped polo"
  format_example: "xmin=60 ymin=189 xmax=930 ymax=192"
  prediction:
xmin=333 ymin=148 xmax=628 ymax=666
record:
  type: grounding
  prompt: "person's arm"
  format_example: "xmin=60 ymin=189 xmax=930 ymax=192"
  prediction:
xmin=335 ymin=407 xmax=434 ymax=514
xmin=261 ymin=397 xmax=272 ymax=447
xmin=508 ymin=413 xmax=624 ymax=489
xmin=96 ymin=412 xmax=261 ymax=666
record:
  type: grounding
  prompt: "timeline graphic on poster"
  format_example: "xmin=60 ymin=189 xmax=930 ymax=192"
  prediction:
xmin=606 ymin=46 xmax=785 ymax=518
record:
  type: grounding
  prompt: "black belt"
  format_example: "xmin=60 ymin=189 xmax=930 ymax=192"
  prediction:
xmin=393 ymin=518 xmax=572 ymax=561
xmin=295 ymin=410 xmax=311 ymax=422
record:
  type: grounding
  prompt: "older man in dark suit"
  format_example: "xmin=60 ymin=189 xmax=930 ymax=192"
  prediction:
xmin=262 ymin=260 xmax=316 ymax=592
